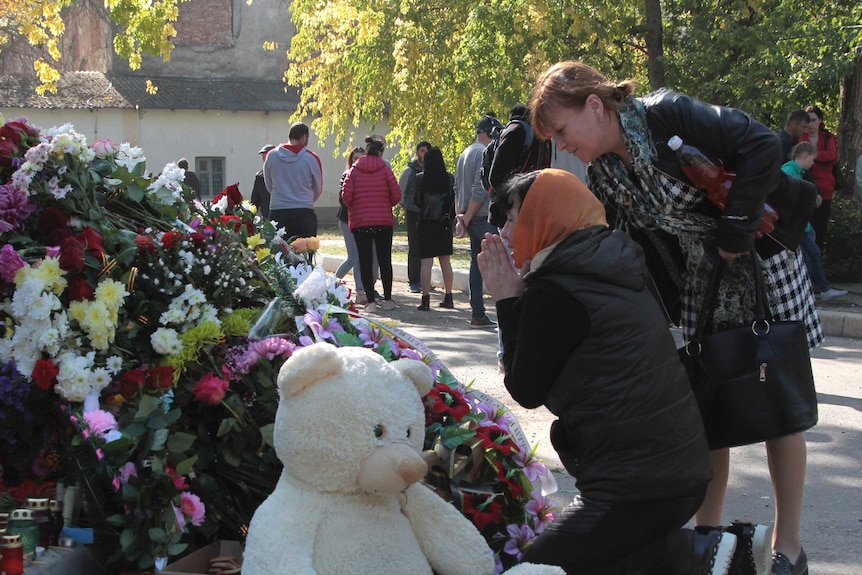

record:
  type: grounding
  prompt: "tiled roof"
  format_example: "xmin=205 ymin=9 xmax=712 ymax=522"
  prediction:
xmin=0 ymin=71 xmax=299 ymax=112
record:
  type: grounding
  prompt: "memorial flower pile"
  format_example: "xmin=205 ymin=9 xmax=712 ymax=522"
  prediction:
xmin=0 ymin=114 xmax=556 ymax=573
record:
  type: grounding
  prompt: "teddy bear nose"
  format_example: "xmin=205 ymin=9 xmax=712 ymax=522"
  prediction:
xmin=399 ymin=457 xmax=428 ymax=485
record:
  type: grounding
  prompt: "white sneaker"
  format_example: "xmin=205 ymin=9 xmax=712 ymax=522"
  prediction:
xmin=818 ymin=288 xmax=848 ymax=300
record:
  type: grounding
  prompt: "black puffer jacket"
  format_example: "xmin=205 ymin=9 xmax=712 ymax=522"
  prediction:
xmin=529 ymin=227 xmax=712 ymax=502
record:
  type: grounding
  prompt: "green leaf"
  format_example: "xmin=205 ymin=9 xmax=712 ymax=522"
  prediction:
xmin=222 ymin=444 xmax=242 ymax=467
xmin=259 ymin=423 xmax=275 ymax=448
xmin=334 ymin=331 xmax=364 ymax=347
xmin=217 ymin=417 xmax=237 ymax=437
xmin=167 ymin=432 xmax=197 ymax=453
xmin=167 ymin=542 xmax=189 ymax=556
xmin=106 ymin=514 xmax=127 ymax=527
xmin=138 ymin=395 xmax=159 ymax=419
xmin=437 ymin=424 xmax=477 ymax=449
xmin=151 ymin=428 xmax=169 ymax=451
xmin=126 ymin=183 xmax=145 ymax=203
xmin=148 ymin=527 xmax=167 ymax=544
xmin=174 ymin=455 xmax=198 ymax=476
xmin=120 ymin=527 xmax=138 ymax=552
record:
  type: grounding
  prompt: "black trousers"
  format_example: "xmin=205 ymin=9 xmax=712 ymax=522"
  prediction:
xmin=522 ymin=488 xmax=705 ymax=574
xmin=405 ymin=210 xmax=421 ymax=286
xmin=810 ymin=198 xmax=832 ymax=254
xmin=270 ymin=208 xmax=317 ymax=239
xmin=353 ymin=227 xmax=394 ymax=302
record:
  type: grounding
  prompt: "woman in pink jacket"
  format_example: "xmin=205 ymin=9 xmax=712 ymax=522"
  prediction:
xmin=343 ymin=136 xmax=402 ymax=311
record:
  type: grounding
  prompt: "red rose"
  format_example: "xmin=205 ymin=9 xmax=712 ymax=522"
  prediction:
xmin=161 ymin=231 xmax=181 ymax=249
xmin=189 ymin=232 xmax=207 ymax=248
xmin=148 ymin=366 xmax=175 ymax=390
xmin=191 ymin=372 xmax=230 ymax=404
xmin=32 ymin=359 xmax=59 ymax=391
xmin=0 ymin=138 xmax=18 ymax=165
xmin=134 ymin=234 xmax=156 ymax=255
xmin=38 ymin=207 xmax=71 ymax=244
xmin=119 ymin=369 xmax=148 ymax=399
xmin=68 ymin=273 xmax=95 ymax=301
xmin=58 ymin=236 xmax=86 ymax=272
xmin=76 ymin=227 xmax=105 ymax=255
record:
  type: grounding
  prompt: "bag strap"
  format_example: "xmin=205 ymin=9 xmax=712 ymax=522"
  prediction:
xmin=689 ymin=251 xmax=770 ymax=343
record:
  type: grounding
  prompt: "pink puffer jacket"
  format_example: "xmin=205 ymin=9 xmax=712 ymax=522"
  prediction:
xmin=342 ymin=155 xmax=401 ymax=231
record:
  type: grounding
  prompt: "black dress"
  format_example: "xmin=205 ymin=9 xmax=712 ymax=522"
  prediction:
xmin=415 ymin=172 xmax=455 ymax=258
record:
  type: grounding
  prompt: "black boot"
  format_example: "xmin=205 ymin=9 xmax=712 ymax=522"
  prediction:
xmin=417 ymin=295 xmax=431 ymax=311
xmin=438 ymin=293 xmax=454 ymax=309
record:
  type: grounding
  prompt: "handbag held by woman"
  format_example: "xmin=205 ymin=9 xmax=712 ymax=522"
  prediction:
xmin=678 ymin=252 xmax=818 ymax=450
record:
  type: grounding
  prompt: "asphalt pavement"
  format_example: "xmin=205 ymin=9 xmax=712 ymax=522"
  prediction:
xmin=319 ymin=254 xmax=862 ymax=575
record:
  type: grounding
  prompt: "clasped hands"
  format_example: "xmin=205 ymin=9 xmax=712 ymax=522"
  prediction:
xmin=477 ymin=233 xmax=526 ymax=301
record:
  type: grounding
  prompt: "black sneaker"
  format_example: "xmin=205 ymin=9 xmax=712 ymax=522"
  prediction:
xmin=771 ymin=549 xmax=808 ymax=575
xmin=668 ymin=528 xmax=737 ymax=575
xmin=724 ymin=522 xmax=773 ymax=575
xmin=408 ymin=284 xmax=422 ymax=293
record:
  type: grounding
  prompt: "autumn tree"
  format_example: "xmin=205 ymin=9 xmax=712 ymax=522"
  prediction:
xmin=0 ymin=0 xmax=181 ymax=94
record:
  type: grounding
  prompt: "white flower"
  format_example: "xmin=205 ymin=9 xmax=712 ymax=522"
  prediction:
xmin=151 ymin=328 xmax=183 ymax=355
xmin=106 ymin=355 xmax=124 ymax=374
xmin=116 ymin=143 xmax=146 ymax=171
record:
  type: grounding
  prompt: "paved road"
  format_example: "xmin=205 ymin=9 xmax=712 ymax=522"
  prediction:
xmin=353 ymin=278 xmax=862 ymax=575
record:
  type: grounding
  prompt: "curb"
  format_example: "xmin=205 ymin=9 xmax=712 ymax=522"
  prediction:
xmin=318 ymin=254 xmax=862 ymax=340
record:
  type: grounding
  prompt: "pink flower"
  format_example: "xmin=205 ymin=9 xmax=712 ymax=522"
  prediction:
xmin=179 ymin=492 xmax=206 ymax=526
xmin=172 ymin=504 xmax=186 ymax=531
xmin=191 ymin=372 xmax=229 ymax=404
xmin=91 ymin=139 xmax=116 ymax=158
xmin=82 ymin=409 xmax=119 ymax=438
xmin=0 ymin=244 xmax=26 ymax=283
xmin=119 ymin=462 xmax=138 ymax=484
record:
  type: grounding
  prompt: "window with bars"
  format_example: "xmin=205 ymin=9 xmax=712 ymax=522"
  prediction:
xmin=196 ymin=157 xmax=225 ymax=198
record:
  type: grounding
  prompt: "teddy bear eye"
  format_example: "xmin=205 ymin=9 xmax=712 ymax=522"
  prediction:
xmin=374 ymin=424 xmax=384 ymax=439
xmin=406 ymin=428 xmax=411 ymax=438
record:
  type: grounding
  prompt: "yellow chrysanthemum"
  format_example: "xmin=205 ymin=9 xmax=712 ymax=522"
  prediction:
xmin=246 ymin=234 xmax=264 ymax=249
xmin=34 ymin=258 xmax=67 ymax=294
xmin=221 ymin=308 xmax=258 ymax=336
xmin=68 ymin=300 xmax=87 ymax=323
xmin=95 ymin=278 xmax=130 ymax=311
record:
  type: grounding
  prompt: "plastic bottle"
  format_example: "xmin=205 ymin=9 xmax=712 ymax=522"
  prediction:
xmin=667 ymin=135 xmax=778 ymax=236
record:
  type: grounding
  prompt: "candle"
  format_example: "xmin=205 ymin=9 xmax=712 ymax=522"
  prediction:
xmin=1 ymin=533 xmax=25 ymax=575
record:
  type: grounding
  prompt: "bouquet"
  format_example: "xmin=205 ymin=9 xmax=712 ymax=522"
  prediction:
xmin=0 ymin=114 xmax=556 ymax=572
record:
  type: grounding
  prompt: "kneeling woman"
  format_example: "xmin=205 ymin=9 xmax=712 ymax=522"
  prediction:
xmin=478 ymin=169 xmax=732 ymax=575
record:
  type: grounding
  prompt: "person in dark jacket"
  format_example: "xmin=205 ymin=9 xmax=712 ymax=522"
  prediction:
xmin=399 ymin=141 xmax=432 ymax=292
xmin=530 ymin=60 xmax=819 ymax=575
xmin=478 ymin=168 xmax=727 ymax=575
xmin=486 ymin=103 xmax=553 ymax=228
xmin=413 ymin=147 xmax=455 ymax=310
xmin=250 ymin=144 xmax=275 ymax=220
xmin=177 ymin=158 xmax=201 ymax=199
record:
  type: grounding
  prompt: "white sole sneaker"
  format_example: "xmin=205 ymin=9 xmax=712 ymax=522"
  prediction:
xmin=750 ymin=523 xmax=773 ymax=575
xmin=711 ymin=532 xmax=737 ymax=575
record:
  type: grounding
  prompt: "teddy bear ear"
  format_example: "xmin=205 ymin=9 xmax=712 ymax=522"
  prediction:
xmin=278 ymin=342 xmax=344 ymax=397
xmin=390 ymin=358 xmax=434 ymax=397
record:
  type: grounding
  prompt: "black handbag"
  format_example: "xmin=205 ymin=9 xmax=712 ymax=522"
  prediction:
xmin=678 ymin=253 xmax=818 ymax=450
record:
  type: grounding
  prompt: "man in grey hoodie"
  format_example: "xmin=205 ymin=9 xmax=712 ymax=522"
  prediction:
xmin=264 ymin=122 xmax=324 ymax=238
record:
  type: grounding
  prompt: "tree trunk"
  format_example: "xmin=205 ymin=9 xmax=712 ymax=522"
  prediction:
xmin=837 ymin=53 xmax=862 ymax=174
xmin=643 ymin=0 xmax=665 ymax=90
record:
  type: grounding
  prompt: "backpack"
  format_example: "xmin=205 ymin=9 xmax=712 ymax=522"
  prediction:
xmin=480 ymin=119 xmax=534 ymax=192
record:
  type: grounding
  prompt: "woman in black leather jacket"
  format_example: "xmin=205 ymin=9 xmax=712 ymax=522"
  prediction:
xmin=529 ymin=60 xmax=817 ymax=575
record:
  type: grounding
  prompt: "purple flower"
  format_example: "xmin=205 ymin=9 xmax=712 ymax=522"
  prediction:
xmin=0 ymin=244 xmax=26 ymax=283
xmin=524 ymin=491 xmax=555 ymax=531
xmin=302 ymin=309 xmax=345 ymax=343
xmin=0 ymin=183 xmax=37 ymax=234
xmin=514 ymin=450 xmax=551 ymax=484
xmin=356 ymin=323 xmax=394 ymax=350
xmin=503 ymin=523 xmax=536 ymax=560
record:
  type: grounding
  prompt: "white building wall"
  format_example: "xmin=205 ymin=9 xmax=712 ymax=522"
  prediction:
xmin=2 ymin=106 xmax=398 ymax=223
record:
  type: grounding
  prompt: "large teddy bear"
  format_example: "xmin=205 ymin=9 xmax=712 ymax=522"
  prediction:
xmin=244 ymin=342 xmax=562 ymax=575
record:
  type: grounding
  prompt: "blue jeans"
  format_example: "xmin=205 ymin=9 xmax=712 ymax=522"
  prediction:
xmin=800 ymin=227 xmax=830 ymax=292
xmin=467 ymin=218 xmax=498 ymax=318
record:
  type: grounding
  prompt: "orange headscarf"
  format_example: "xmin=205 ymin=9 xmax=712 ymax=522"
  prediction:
xmin=511 ymin=169 xmax=608 ymax=269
